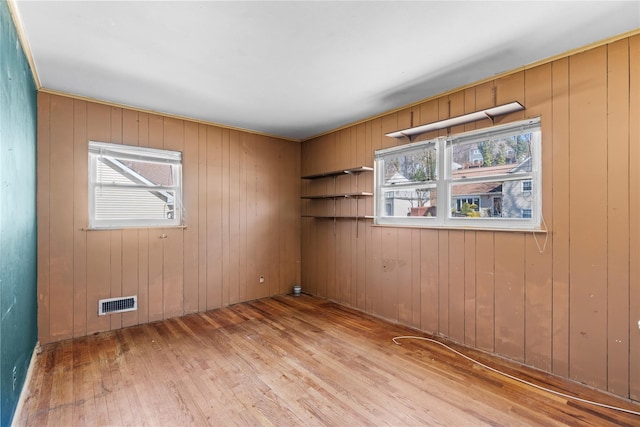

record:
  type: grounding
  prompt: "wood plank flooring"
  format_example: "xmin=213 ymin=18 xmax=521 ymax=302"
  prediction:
xmin=15 ymin=295 xmax=640 ymax=426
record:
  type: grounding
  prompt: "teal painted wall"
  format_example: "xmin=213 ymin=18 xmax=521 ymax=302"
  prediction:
xmin=0 ymin=1 xmax=38 ymax=426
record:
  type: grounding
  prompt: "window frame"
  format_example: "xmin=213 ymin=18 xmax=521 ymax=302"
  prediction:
xmin=374 ymin=117 xmax=542 ymax=231
xmin=88 ymin=141 xmax=183 ymax=229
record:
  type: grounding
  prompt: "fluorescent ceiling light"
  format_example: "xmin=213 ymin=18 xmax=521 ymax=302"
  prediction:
xmin=386 ymin=101 xmax=525 ymax=140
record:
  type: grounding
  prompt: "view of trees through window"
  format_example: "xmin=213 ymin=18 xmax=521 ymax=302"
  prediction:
xmin=375 ymin=118 xmax=541 ymax=230
xmin=450 ymin=133 xmax=532 ymax=170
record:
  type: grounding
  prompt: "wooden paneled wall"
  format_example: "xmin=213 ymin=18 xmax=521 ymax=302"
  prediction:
xmin=301 ymin=35 xmax=640 ymax=401
xmin=37 ymin=92 xmax=301 ymax=345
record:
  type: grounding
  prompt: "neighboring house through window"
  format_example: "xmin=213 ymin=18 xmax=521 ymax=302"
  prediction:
xmin=88 ymin=141 xmax=183 ymax=229
xmin=374 ymin=117 xmax=542 ymax=230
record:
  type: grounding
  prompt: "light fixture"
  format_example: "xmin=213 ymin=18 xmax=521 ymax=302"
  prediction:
xmin=385 ymin=101 xmax=525 ymax=140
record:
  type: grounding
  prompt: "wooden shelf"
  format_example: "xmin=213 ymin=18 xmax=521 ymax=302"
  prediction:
xmin=300 ymin=166 xmax=373 ymax=237
xmin=301 ymin=192 xmax=373 ymax=200
xmin=301 ymin=166 xmax=372 ymax=180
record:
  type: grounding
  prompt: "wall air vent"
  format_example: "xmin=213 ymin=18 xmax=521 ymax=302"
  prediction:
xmin=98 ymin=296 xmax=137 ymax=316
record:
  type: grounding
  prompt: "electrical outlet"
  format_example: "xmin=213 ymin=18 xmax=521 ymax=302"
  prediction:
xmin=259 ymin=275 xmax=265 ymax=284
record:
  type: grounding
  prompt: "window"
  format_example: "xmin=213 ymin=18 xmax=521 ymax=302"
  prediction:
xmin=374 ymin=117 xmax=541 ymax=230
xmin=88 ymin=141 xmax=183 ymax=229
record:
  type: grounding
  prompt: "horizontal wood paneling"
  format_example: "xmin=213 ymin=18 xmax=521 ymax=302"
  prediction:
xmin=300 ymin=34 xmax=640 ymax=401
xmin=37 ymin=93 xmax=301 ymax=344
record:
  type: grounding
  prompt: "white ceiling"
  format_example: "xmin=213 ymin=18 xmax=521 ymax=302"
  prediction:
xmin=12 ymin=1 xmax=640 ymax=141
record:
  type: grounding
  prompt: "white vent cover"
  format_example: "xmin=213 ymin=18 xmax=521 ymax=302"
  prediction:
xmin=98 ymin=296 xmax=137 ymax=316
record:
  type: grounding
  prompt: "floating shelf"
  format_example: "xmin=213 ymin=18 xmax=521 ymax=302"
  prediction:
xmin=301 ymin=166 xmax=373 ymax=180
xmin=301 ymin=192 xmax=373 ymax=200
xmin=385 ymin=101 xmax=525 ymax=141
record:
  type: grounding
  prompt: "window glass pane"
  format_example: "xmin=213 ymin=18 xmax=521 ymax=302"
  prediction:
xmin=97 ymin=157 xmax=175 ymax=186
xmin=382 ymin=146 xmax=437 ymax=186
xmin=374 ymin=117 xmax=540 ymax=230
xmin=450 ymin=178 xmax=534 ymax=219
xmin=89 ymin=141 xmax=183 ymax=229
xmin=450 ymin=132 xmax=533 ymax=174
xmin=94 ymin=187 xmax=177 ymax=221
xmin=382 ymin=186 xmax=437 ymax=217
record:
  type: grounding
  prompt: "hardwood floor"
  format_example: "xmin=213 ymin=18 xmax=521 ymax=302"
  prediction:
xmin=15 ymin=295 xmax=640 ymax=426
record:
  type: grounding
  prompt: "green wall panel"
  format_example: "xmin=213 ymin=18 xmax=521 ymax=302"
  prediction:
xmin=0 ymin=1 xmax=38 ymax=425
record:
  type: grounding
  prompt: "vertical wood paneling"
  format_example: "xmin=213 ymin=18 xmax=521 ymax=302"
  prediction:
xmin=397 ymin=228 xmax=412 ymax=325
xmin=238 ymin=133 xmax=248 ymax=301
xmin=420 ymin=229 xmax=439 ymax=333
xmin=137 ymin=113 xmax=150 ymax=325
xmin=221 ymin=128 xmax=231 ymax=304
xmin=109 ymin=107 xmax=124 ymax=331
xmin=72 ymin=99 xmax=88 ymax=337
xmin=147 ymin=230 xmax=163 ymax=322
xmin=147 ymin=115 xmax=164 ymax=322
xmin=85 ymin=102 xmax=112 ymax=335
xmin=495 ymin=72 xmax=525 ymax=124
xmin=367 ymin=221 xmax=382 ymax=315
xmin=183 ymin=121 xmax=199 ymax=314
xmin=475 ymin=232 xmax=495 ymax=352
xmin=494 ymin=233 xmax=525 ymax=362
xmin=162 ymin=227 xmax=183 ymax=319
xmin=161 ymin=119 xmax=185 ymax=320
xmin=606 ymin=38 xmax=630 ymax=397
xmin=121 ymin=229 xmax=139 ymax=327
xmin=316 ymin=220 xmax=329 ymax=298
xmin=379 ymin=116 xmax=398 ymax=321
xmin=121 ymin=109 xmax=140 ymax=328
xmin=523 ymin=64 xmax=553 ymax=371
xmin=629 ymin=34 xmax=640 ymax=401
xmin=325 ymin=218 xmax=337 ymax=301
xmin=254 ymin=135 xmax=269 ymax=299
xmin=206 ymin=126 xmax=222 ymax=310
xmin=109 ymin=229 xmax=123 ymax=330
xmin=568 ymin=47 xmax=608 ymax=389
xmin=437 ymin=230 xmax=449 ymax=336
xmin=227 ymin=130 xmax=240 ymax=304
xmin=48 ymin=95 xmax=75 ymax=340
xmin=85 ymin=231 xmax=111 ymax=334
xmin=267 ymin=137 xmax=281 ymax=297
xmin=551 ymin=58 xmax=570 ymax=377
xmin=337 ymin=219 xmax=351 ymax=304
xmin=245 ymin=132 xmax=258 ymax=301
xmin=463 ymin=231 xmax=476 ymax=346
xmin=448 ymin=230 xmax=465 ymax=343
xmin=37 ymin=92 xmax=51 ymax=342
xmin=38 ymin=92 xmax=301 ymax=344
xmin=297 ymin=34 xmax=639 ymax=404
xmin=410 ymin=229 xmax=421 ymax=329
xmin=197 ymin=124 xmax=208 ymax=312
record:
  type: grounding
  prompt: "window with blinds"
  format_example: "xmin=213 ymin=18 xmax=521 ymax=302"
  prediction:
xmin=88 ymin=141 xmax=183 ymax=229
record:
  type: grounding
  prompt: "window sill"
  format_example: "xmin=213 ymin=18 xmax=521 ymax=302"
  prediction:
xmin=372 ymin=222 xmax=547 ymax=233
xmin=82 ymin=225 xmax=188 ymax=231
